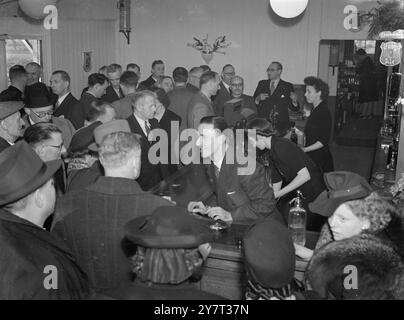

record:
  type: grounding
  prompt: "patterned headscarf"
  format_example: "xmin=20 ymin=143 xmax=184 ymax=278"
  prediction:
xmin=131 ymin=246 xmax=204 ymax=284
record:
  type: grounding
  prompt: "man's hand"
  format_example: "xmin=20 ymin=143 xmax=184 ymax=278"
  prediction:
xmin=187 ymin=201 xmax=208 ymax=214
xmin=294 ymin=243 xmax=313 ymax=261
xmin=255 ymin=93 xmax=269 ymax=104
xmin=207 ymin=207 xmax=233 ymax=223
xmin=290 ymin=92 xmax=298 ymax=105
xmin=161 ymin=196 xmax=176 ymax=205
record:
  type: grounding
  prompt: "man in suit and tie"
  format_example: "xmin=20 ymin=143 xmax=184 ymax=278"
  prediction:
xmin=187 ymin=71 xmax=220 ymax=129
xmin=51 ymin=70 xmax=86 ymax=130
xmin=112 ymin=71 xmax=139 ymax=119
xmin=0 ymin=101 xmax=25 ymax=152
xmin=0 ymin=65 xmax=27 ymax=102
xmin=103 ymin=64 xmax=124 ymax=103
xmin=126 ymin=91 xmax=163 ymax=191
xmin=139 ymin=60 xmax=165 ymax=89
xmin=253 ymin=62 xmax=299 ymax=135
xmin=212 ymin=64 xmax=235 ymax=117
xmin=80 ymin=73 xmax=109 ymax=117
xmin=188 ymin=116 xmax=281 ymax=223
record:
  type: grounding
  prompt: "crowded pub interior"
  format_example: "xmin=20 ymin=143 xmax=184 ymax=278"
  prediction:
xmin=0 ymin=0 xmax=404 ymax=301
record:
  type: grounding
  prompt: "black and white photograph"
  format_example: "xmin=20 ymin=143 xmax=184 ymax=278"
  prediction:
xmin=0 ymin=0 xmax=404 ymax=305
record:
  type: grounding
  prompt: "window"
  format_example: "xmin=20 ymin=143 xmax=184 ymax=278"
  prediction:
xmin=354 ymin=40 xmax=376 ymax=55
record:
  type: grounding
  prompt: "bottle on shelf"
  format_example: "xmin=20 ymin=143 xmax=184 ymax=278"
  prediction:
xmin=290 ymin=122 xmax=298 ymax=144
xmin=288 ymin=190 xmax=306 ymax=246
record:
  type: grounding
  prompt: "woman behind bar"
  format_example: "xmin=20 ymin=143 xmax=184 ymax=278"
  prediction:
xmin=303 ymin=76 xmax=334 ymax=174
xmin=246 ymin=118 xmax=326 ymax=231
xmin=295 ymin=171 xmax=404 ymax=262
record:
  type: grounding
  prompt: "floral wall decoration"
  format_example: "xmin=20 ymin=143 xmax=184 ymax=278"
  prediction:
xmin=187 ymin=34 xmax=231 ymax=64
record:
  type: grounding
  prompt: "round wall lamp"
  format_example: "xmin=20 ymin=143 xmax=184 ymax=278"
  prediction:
xmin=269 ymin=0 xmax=309 ymax=19
xmin=18 ymin=0 xmax=59 ymax=19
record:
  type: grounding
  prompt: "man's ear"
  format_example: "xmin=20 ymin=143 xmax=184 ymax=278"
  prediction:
xmin=35 ymin=145 xmax=45 ymax=158
xmin=33 ymin=188 xmax=44 ymax=208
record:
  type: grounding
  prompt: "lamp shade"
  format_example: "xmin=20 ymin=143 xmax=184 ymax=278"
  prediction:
xmin=18 ymin=0 xmax=58 ymax=20
xmin=269 ymin=0 xmax=309 ymax=19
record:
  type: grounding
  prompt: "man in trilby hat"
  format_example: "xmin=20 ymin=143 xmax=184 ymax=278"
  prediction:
xmin=23 ymin=90 xmax=76 ymax=149
xmin=0 ymin=141 xmax=89 ymax=299
xmin=0 ymin=101 xmax=25 ymax=152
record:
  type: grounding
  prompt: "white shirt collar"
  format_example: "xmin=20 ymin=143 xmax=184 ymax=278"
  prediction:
xmin=113 ymin=87 xmax=121 ymax=98
xmin=134 ymin=113 xmax=150 ymax=136
xmin=212 ymin=144 xmax=229 ymax=171
xmin=222 ymin=81 xmax=231 ymax=92
xmin=57 ymin=92 xmax=70 ymax=106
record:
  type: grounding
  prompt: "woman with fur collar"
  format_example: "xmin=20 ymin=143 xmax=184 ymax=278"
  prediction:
xmin=306 ymin=234 xmax=404 ymax=299
xmin=295 ymin=171 xmax=404 ymax=262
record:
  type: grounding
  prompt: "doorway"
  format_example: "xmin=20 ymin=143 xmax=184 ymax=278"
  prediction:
xmin=0 ymin=38 xmax=43 ymax=90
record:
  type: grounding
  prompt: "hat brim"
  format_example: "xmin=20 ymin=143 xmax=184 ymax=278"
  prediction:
xmin=125 ymin=215 xmax=214 ymax=249
xmin=309 ymin=187 xmax=372 ymax=217
xmin=309 ymin=190 xmax=340 ymax=217
xmin=0 ymin=101 xmax=24 ymax=120
xmin=0 ymin=160 xmax=62 ymax=206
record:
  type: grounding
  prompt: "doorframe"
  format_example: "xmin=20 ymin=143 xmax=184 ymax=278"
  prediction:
xmin=0 ymin=17 xmax=52 ymax=90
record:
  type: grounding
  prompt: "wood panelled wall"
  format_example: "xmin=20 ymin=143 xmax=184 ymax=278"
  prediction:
xmin=50 ymin=19 xmax=116 ymax=97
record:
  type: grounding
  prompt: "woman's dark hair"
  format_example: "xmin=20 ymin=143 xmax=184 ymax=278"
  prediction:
xmin=246 ymin=118 xmax=277 ymax=137
xmin=149 ymin=87 xmax=170 ymax=109
xmin=304 ymin=76 xmax=330 ymax=101
xmin=200 ymin=116 xmax=228 ymax=132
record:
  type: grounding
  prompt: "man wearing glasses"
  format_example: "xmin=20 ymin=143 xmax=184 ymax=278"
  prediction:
xmin=253 ymin=62 xmax=299 ymax=136
xmin=212 ymin=64 xmax=236 ymax=117
xmin=23 ymin=122 xmax=67 ymax=200
xmin=23 ymin=93 xmax=76 ymax=148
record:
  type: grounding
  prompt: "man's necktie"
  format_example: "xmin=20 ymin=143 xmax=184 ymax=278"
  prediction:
xmin=214 ymin=165 xmax=220 ymax=180
xmin=270 ymin=81 xmax=276 ymax=96
xmin=145 ymin=120 xmax=151 ymax=137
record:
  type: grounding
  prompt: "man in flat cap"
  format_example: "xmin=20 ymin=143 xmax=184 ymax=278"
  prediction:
xmin=0 ymin=141 xmax=89 ymax=299
xmin=52 ymin=127 xmax=173 ymax=294
xmin=0 ymin=101 xmax=25 ymax=152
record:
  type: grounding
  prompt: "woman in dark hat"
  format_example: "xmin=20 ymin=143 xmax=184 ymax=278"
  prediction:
xmin=246 ymin=117 xmax=326 ymax=231
xmin=243 ymin=218 xmax=304 ymax=300
xmin=303 ymin=76 xmax=334 ymax=174
xmin=295 ymin=171 xmax=404 ymax=262
xmin=105 ymin=206 xmax=225 ymax=300
xmin=306 ymin=234 xmax=404 ymax=300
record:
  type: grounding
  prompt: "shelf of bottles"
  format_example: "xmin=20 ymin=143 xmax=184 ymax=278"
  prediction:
xmin=335 ymin=65 xmax=360 ymax=134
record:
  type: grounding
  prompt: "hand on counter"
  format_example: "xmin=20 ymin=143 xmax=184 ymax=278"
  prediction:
xmin=187 ymin=201 xmax=208 ymax=214
xmin=207 ymin=207 xmax=233 ymax=223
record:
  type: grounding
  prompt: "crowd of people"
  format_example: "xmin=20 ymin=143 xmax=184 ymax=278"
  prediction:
xmin=0 ymin=60 xmax=403 ymax=300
